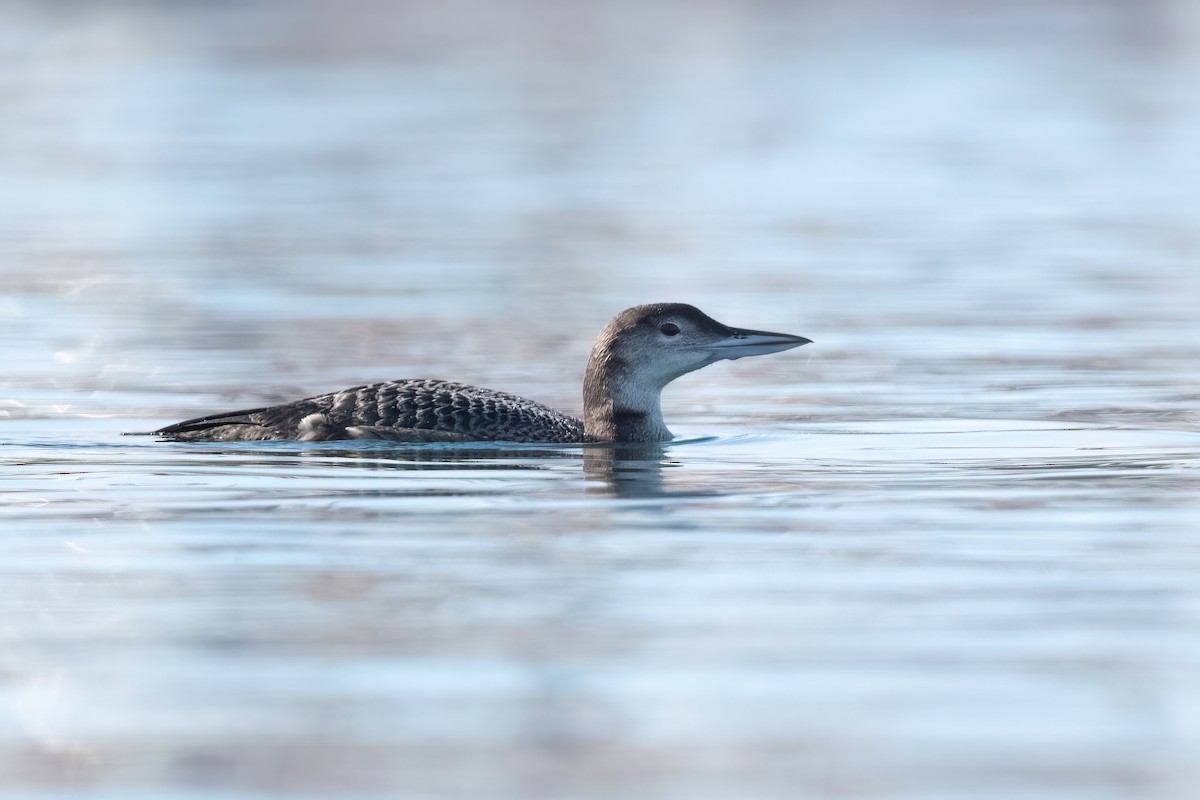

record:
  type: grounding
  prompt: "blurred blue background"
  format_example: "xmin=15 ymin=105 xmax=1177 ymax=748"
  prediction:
xmin=3 ymin=0 xmax=1197 ymax=425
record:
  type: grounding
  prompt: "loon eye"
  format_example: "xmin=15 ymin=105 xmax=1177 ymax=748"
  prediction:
xmin=660 ymin=322 xmax=681 ymax=337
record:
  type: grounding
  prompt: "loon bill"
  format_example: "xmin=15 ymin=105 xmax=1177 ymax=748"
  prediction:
xmin=145 ymin=303 xmax=811 ymax=444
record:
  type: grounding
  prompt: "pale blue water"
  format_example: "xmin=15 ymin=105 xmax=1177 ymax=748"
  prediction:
xmin=3 ymin=1 xmax=1200 ymax=799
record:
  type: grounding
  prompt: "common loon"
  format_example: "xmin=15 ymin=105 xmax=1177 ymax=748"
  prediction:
xmin=150 ymin=303 xmax=811 ymax=443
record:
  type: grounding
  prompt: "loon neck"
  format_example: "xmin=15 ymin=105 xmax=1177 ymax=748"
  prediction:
xmin=582 ymin=347 xmax=672 ymax=443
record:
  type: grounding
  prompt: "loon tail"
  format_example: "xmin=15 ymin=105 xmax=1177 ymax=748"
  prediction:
xmin=133 ymin=406 xmax=273 ymax=438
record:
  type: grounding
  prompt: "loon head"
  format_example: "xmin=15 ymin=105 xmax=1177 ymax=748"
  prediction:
xmin=583 ymin=303 xmax=812 ymax=441
xmin=597 ymin=303 xmax=811 ymax=385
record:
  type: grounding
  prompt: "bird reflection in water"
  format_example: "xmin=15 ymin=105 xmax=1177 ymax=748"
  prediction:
xmin=582 ymin=443 xmax=671 ymax=498
xmin=163 ymin=440 xmax=685 ymax=498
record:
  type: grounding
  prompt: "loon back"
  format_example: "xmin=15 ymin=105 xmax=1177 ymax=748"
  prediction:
xmin=154 ymin=379 xmax=585 ymax=443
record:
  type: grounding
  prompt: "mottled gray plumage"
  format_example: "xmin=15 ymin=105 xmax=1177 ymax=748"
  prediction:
xmin=154 ymin=379 xmax=584 ymax=443
xmin=150 ymin=303 xmax=810 ymax=443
